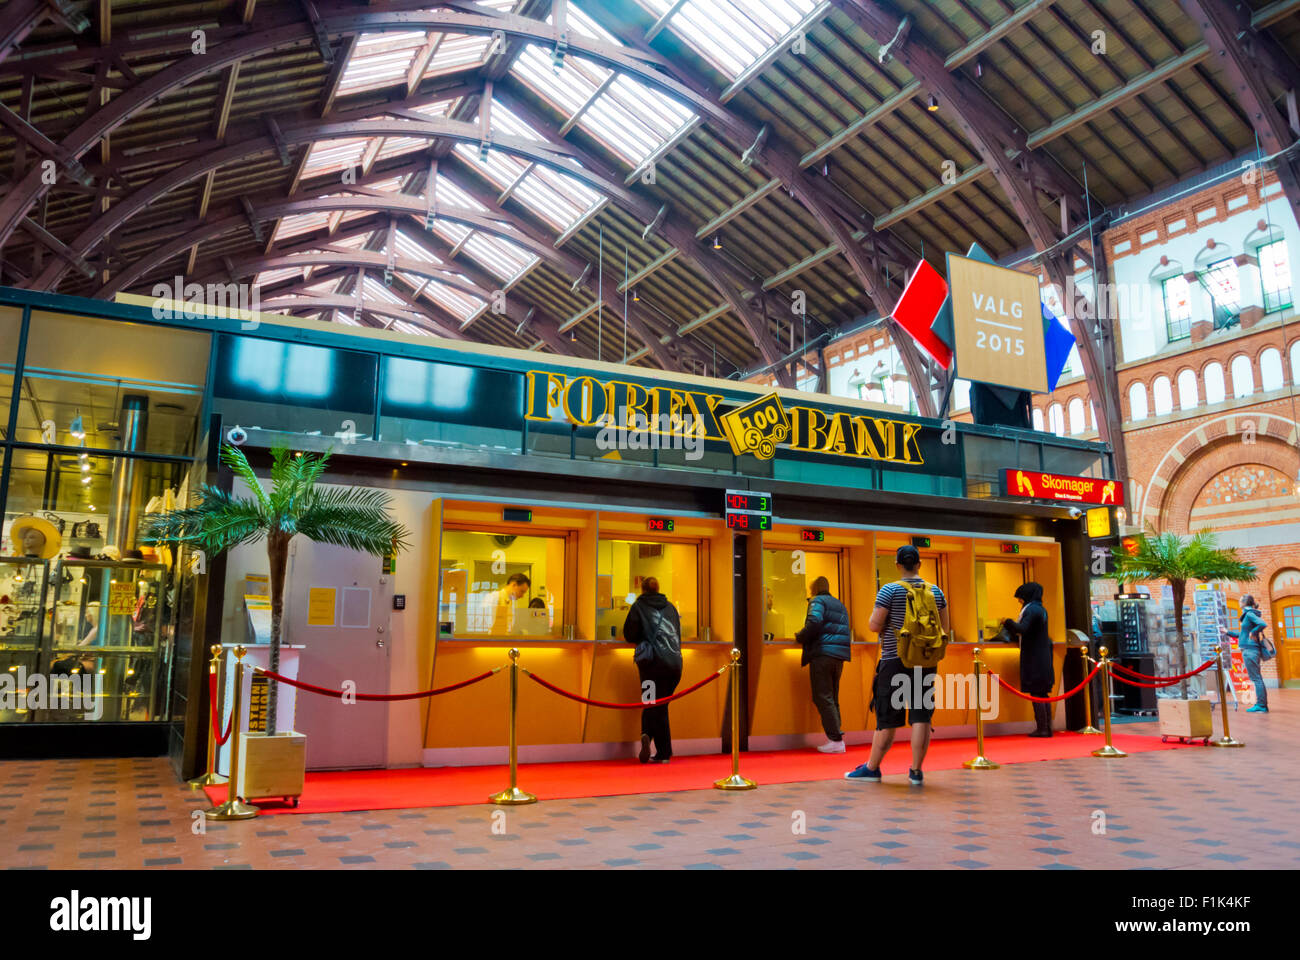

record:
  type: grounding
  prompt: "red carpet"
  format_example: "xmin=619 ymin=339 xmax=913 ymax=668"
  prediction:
xmin=204 ymin=732 xmax=1194 ymax=815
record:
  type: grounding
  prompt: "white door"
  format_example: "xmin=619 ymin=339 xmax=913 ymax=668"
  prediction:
xmin=286 ymin=541 xmax=392 ymax=770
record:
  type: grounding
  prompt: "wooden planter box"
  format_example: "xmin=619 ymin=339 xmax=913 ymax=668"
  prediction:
xmin=237 ymin=731 xmax=306 ymax=805
xmin=1157 ymin=699 xmax=1213 ymax=744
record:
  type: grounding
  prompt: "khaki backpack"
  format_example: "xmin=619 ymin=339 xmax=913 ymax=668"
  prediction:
xmin=896 ymin=580 xmax=948 ymax=668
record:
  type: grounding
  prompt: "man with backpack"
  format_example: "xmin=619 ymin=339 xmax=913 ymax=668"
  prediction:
xmin=846 ymin=545 xmax=949 ymax=786
xmin=623 ymin=577 xmax=684 ymax=763
xmin=795 ymin=576 xmax=852 ymax=753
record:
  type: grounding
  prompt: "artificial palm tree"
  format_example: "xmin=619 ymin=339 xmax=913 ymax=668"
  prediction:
xmin=146 ymin=444 xmax=410 ymax=733
xmin=1111 ymin=530 xmax=1256 ymax=696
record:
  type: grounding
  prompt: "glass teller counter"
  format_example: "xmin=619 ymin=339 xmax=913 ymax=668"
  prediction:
xmin=421 ymin=501 xmax=731 ymax=762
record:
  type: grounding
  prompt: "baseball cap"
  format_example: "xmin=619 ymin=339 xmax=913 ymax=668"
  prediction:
xmin=896 ymin=544 xmax=921 ymax=568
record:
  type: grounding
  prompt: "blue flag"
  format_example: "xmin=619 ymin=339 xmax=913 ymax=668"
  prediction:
xmin=1043 ymin=304 xmax=1075 ymax=392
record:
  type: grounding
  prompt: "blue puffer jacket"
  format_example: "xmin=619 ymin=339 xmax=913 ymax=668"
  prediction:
xmin=795 ymin=593 xmax=851 ymax=665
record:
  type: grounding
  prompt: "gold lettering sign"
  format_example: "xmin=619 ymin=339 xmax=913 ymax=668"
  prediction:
xmin=522 ymin=371 xmax=928 ymax=467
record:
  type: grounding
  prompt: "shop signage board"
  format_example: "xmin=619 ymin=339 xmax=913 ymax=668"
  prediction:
xmin=108 ymin=581 xmax=135 ymax=616
xmin=307 ymin=587 xmax=336 ymax=626
xmin=1003 ymin=469 xmax=1122 ymax=506
xmin=1086 ymin=506 xmax=1112 ymax=539
xmin=524 ymin=369 xmax=958 ymax=473
xmin=946 ymin=253 xmax=1048 ymax=393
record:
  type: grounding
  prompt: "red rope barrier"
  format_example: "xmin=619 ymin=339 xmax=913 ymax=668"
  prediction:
xmin=256 ymin=667 xmax=499 ymax=701
xmin=1111 ymin=658 xmax=1215 ymax=683
xmin=1110 ymin=658 xmax=1216 ymax=689
xmin=993 ymin=662 xmax=1103 ymax=703
xmin=209 ymin=671 xmax=234 ymax=747
xmin=524 ymin=666 xmax=725 ymax=709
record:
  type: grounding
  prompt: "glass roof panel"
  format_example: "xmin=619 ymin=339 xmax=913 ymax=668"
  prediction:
xmin=635 ymin=0 xmax=819 ymax=80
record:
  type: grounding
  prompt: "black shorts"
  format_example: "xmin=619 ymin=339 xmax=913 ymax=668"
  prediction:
xmin=872 ymin=658 xmax=937 ymax=729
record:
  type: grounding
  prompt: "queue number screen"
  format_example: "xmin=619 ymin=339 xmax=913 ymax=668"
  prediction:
xmin=726 ymin=492 xmax=770 ymax=512
xmin=727 ymin=512 xmax=772 ymax=531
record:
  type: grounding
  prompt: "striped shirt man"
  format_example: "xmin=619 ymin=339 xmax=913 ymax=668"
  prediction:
xmin=875 ymin=577 xmax=946 ymax=661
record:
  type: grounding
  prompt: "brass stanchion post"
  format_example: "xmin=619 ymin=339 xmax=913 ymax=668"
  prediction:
xmin=1078 ymin=647 xmax=1102 ymax=735
xmin=490 ymin=648 xmax=537 ymax=805
xmin=1091 ymin=646 xmax=1127 ymax=758
xmin=189 ymin=643 xmax=229 ymax=789
xmin=714 ymin=648 xmax=756 ymax=791
xmin=204 ymin=645 xmax=259 ymax=819
xmin=962 ymin=647 xmax=998 ymax=769
xmin=1211 ymin=642 xmax=1245 ymax=748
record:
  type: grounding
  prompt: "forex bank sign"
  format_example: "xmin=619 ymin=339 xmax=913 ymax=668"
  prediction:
xmin=525 ymin=370 xmax=940 ymax=467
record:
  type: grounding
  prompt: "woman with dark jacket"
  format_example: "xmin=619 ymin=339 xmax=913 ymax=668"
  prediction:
xmin=623 ymin=577 xmax=683 ymax=763
xmin=795 ymin=576 xmax=852 ymax=754
xmin=1002 ymin=581 xmax=1055 ymax=737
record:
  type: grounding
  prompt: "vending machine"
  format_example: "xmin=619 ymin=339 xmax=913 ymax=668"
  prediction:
xmin=1115 ymin=592 xmax=1157 ymax=715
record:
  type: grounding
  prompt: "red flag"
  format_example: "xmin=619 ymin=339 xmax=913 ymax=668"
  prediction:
xmin=891 ymin=259 xmax=953 ymax=369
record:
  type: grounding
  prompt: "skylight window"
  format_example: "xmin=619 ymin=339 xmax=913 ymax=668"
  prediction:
xmin=421 ymin=280 xmax=486 ymax=322
xmin=635 ymin=0 xmax=821 ymax=79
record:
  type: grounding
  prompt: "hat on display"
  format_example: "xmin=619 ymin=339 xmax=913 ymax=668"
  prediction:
xmin=68 ymin=546 xmax=93 ymax=560
xmin=122 ymin=549 xmax=145 ymax=562
xmin=8 ymin=515 xmax=63 ymax=560
xmin=100 ymin=545 xmax=122 ymax=562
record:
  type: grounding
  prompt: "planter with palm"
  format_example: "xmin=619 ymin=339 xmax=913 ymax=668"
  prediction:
xmin=1110 ymin=530 xmax=1256 ymax=697
xmin=146 ymin=444 xmax=410 ymax=732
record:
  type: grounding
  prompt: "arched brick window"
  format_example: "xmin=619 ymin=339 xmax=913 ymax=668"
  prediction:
xmin=1260 ymin=348 xmax=1283 ymax=392
xmin=1068 ymin=397 xmax=1085 ymax=434
xmin=1230 ymin=354 xmax=1254 ymax=398
xmin=1128 ymin=381 xmax=1149 ymax=421
xmin=1177 ymin=368 xmax=1198 ymax=409
xmin=1204 ymin=362 xmax=1226 ymax=404
xmin=1152 ymin=375 xmax=1173 ymax=416
xmin=1048 ymin=403 xmax=1065 ymax=435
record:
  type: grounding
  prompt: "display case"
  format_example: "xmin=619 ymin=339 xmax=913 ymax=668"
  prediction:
xmin=0 ymin=556 xmax=51 ymax=722
xmin=38 ymin=557 xmax=169 ymax=722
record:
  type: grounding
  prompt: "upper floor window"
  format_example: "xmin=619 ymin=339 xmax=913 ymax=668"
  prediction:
xmin=1127 ymin=382 xmax=1148 ymax=421
xmin=1204 ymin=362 xmax=1226 ymax=404
xmin=1162 ymin=275 xmax=1192 ymax=342
xmin=1048 ymin=403 xmax=1065 ymax=436
xmin=1261 ymin=348 xmax=1284 ymax=392
xmin=1230 ymin=354 xmax=1254 ymax=398
xmin=1068 ymin=397 xmax=1085 ymax=434
xmin=1204 ymin=257 xmax=1242 ymax=317
xmin=1152 ymin=376 xmax=1174 ymax=416
xmin=1032 ymin=407 xmax=1044 ymax=431
xmin=1177 ymin=369 xmax=1198 ymax=409
xmin=1259 ymin=240 xmax=1292 ymax=313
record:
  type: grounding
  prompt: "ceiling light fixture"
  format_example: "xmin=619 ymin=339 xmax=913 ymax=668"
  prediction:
xmin=712 ymin=235 xmax=722 ymax=250
xmin=632 ymin=289 xmax=640 ymax=302
xmin=928 ymin=95 xmax=939 ymax=111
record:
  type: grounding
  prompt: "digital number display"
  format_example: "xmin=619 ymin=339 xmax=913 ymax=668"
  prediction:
xmin=1000 ymin=542 xmax=1020 ymax=554
xmin=503 ymin=508 xmax=533 ymax=522
xmin=727 ymin=512 xmax=772 ymax=531
xmin=801 ymin=529 xmax=825 ymax=542
xmin=911 ymin=536 xmax=931 ymax=548
xmin=646 ymin=517 xmax=675 ymax=532
xmin=724 ymin=490 xmax=772 ymax=513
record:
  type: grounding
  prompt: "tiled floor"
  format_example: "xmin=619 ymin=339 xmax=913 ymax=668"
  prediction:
xmin=3 ymin=693 xmax=1297 ymax=870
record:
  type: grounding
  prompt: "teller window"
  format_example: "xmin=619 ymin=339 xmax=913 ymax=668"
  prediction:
xmin=438 ymin=530 xmax=565 ymax=638
xmin=762 ymin=549 xmax=841 ymax=641
xmin=597 ymin=540 xmax=699 ymax=642
xmin=875 ymin=551 xmax=948 ymax=597
xmin=976 ymin=558 xmax=1030 ymax=639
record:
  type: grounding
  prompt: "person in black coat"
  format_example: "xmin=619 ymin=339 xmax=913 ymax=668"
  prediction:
xmin=623 ymin=577 xmax=683 ymax=763
xmin=794 ymin=576 xmax=852 ymax=753
xmin=1002 ymin=581 xmax=1055 ymax=737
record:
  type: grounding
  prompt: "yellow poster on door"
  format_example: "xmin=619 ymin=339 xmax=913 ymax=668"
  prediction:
xmin=307 ymin=587 xmax=337 ymax=626
xmin=108 ymin=581 xmax=135 ymax=616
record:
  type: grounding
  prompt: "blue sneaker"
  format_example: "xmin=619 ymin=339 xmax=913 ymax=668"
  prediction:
xmin=908 ymin=768 xmax=923 ymax=786
xmin=1246 ymin=704 xmax=1269 ymax=713
xmin=844 ymin=763 xmax=881 ymax=782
